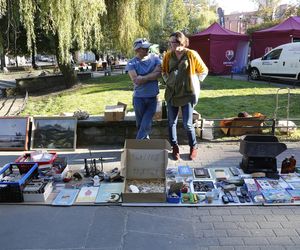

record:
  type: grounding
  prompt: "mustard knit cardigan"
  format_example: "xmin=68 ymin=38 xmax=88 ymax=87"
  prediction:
xmin=162 ymin=49 xmax=208 ymax=78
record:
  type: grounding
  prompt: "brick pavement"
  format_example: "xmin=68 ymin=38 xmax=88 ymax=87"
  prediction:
xmin=0 ymin=141 xmax=299 ymax=249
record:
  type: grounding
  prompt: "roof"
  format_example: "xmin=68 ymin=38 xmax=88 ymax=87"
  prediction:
xmin=255 ymin=16 xmax=300 ymax=33
xmin=190 ymin=22 xmax=248 ymax=39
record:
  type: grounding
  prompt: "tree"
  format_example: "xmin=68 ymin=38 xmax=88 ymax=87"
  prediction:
xmin=246 ymin=19 xmax=281 ymax=36
xmin=282 ymin=2 xmax=300 ymax=18
xmin=19 ymin=0 xmax=106 ymax=88
xmin=251 ymin=0 xmax=281 ymax=22
xmin=186 ymin=0 xmax=217 ymax=34
xmin=163 ymin=0 xmax=188 ymax=35
xmin=98 ymin=0 xmax=167 ymax=58
xmin=0 ymin=0 xmax=28 ymax=69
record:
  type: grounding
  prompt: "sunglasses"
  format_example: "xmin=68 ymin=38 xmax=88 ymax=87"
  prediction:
xmin=169 ymin=40 xmax=180 ymax=45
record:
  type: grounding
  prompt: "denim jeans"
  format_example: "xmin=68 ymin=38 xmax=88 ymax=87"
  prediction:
xmin=133 ymin=96 xmax=157 ymax=139
xmin=167 ymin=101 xmax=197 ymax=148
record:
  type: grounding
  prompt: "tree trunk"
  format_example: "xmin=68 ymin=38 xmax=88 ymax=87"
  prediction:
xmin=54 ymin=34 xmax=77 ymax=88
xmin=0 ymin=54 xmax=5 ymax=70
xmin=31 ymin=41 xmax=38 ymax=69
xmin=59 ymin=63 xmax=78 ymax=88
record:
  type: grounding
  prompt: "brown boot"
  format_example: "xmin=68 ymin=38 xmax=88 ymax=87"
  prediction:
xmin=172 ymin=144 xmax=180 ymax=160
xmin=189 ymin=147 xmax=197 ymax=160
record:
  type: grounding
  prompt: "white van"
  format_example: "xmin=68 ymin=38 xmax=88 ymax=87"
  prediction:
xmin=249 ymin=42 xmax=300 ymax=80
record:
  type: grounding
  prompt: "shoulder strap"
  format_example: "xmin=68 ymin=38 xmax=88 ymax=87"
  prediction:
xmin=168 ymin=52 xmax=185 ymax=73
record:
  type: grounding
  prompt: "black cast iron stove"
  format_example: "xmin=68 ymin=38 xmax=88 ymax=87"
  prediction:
xmin=239 ymin=135 xmax=287 ymax=178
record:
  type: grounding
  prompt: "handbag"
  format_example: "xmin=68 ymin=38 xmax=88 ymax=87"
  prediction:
xmin=190 ymin=74 xmax=200 ymax=106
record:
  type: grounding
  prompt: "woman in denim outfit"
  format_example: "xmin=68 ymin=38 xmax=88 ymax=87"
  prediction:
xmin=162 ymin=32 xmax=208 ymax=160
xmin=127 ymin=38 xmax=161 ymax=139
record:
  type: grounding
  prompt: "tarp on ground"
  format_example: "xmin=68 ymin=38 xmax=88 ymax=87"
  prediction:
xmin=189 ymin=22 xmax=249 ymax=75
xmin=251 ymin=16 xmax=300 ymax=60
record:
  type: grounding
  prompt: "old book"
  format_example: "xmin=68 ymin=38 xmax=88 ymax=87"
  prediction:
xmin=261 ymin=189 xmax=292 ymax=203
xmin=214 ymin=169 xmax=228 ymax=181
xmin=178 ymin=166 xmax=193 ymax=176
xmin=194 ymin=168 xmax=210 ymax=178
xmin=95 ymin=182 xmax=124 ymax=203
xmin=76 ymin=186 xmax=99 ymax=203
xmin=52 ymin=189 xmax=79 ymax=206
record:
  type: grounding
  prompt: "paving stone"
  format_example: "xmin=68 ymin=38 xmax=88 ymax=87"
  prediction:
xmin=201 ymin=230 xmax=228 ymax=237
xmin=213 ymin=222 xmax=238 ymax=229
xmin=257 ymin=246 xmax=285 ymax=250
xmin=243 ymin=237 xmax=269 ymax=245
xmin=123 ymin=231 xmax=203 ymax=250
xmin=243 ymin=215 xmax=267 ymax=222
xmin=291 ymin=207 xmax=300 ymax=214
xmin=234 ymin=247 xmax=261 ymax=250
xmin=200 ymin=215 xmax=223 ymax=222
xmin=193 ymin=222 xmax=214 ymax=230
xmin=280 ymin=247 xmax=300 ymax=250
xmin=195 ymin=207 xmax=211 ymax=216
xmin=280 ymin=221 xmax=300 ymax=228
xmin=265 ymin=215 xmax=288 ymax=222
xmin=266 ymin=237 xmax=295 ymax=245
xmin=236 ymin=222 xmax=260 ymax=229
xmin=289 ymin=236 xmax=300 ymax=244
xmin=249 ymin=207 xmax=273 ymax=215
xmin=126 ymin=212 xmax=194 ymax=237
xmin=208 ymin=247 xmax=234 ymax=250
xmin=222 ymin=215 xmax=245 ymax=222
xmin=209 ymin=208 xmax=231 ymax=216
xmin=227 ymin=229 xmax=251 ymax=237
xmin=250 ymin=229 xmax=275 ymax=237
xmin=285 ymin=214 xmax=300 ymax=221
xmin=271 ymin=208 xmax=295 ymax=215
xmin=218 ymin=237 xmax=244 ymax=246
xmin=229 ymin=208 xmax=253 ymax=215
xmin=192 ymin=237 xmax=220 ymax=247
xmin=139 ymin=207 xmax=198 ymax=220
xmin=273 ymin=228 xmax=298 ymax=237
xmin=257 ymin=221 xmax=283 ymax=229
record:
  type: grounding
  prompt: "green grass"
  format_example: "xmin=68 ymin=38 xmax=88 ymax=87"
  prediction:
xmin=22 ymin=74 xmax=300 ymax=120
xmin=22 ymin=75 xmax=135 ymax=115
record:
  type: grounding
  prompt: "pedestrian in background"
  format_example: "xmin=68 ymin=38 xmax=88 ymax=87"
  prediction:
xmin=162 ymin=31 xmax=208 ymax=160
xmin=127 ymin=38 xmax=162 ymax=139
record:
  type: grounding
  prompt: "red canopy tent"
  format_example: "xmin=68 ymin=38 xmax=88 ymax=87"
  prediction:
xmin=251 ymin=16 xmax=300 ymax=59
xmin=189 ymin=22 xmax=249 ymax=75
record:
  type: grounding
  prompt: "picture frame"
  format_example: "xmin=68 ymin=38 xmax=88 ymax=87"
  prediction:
xmin=31 ymin=116 xmax=77 ymax=150
xmin=0 ymin=116 xmax=30 ymax=151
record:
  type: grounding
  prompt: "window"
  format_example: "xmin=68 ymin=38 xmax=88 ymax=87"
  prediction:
xmin=262 ymin=49 xmax=282 ymax=60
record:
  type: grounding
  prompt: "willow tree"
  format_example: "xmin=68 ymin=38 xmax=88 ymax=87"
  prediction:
xmin=99 ymin=0 xmax=167 ymax=57
xmin=0 ymin=0 xmax=24 ymax=69
xmin=19 ymin=0 xmax=106 ymax=88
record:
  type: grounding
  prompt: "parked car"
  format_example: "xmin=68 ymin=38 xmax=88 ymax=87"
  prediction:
xmin=249 ymin=42 xmax=300 ymax=81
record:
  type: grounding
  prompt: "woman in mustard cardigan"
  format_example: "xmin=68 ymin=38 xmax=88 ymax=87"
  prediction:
xmin=162 ymin=31 xmax=208 ymax=160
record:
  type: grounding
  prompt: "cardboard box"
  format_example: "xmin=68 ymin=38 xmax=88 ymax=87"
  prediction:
xmin=104 ymin=102 xmax=127 ymax=121
xmin=23 ymin=182 xmax=53 ymax=202
xmin=121 ymin=139 xmax=171 ymax=203
xmin=220 ymin=117 xmax=265 ymax=136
